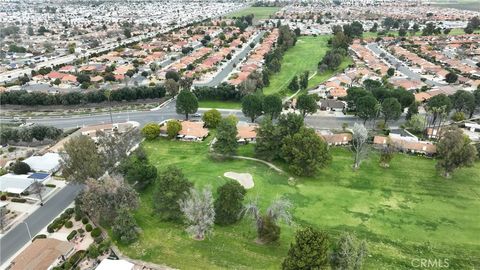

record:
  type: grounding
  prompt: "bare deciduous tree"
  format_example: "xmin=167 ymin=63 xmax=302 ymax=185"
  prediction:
xmin=30 ymin=180 xmax=46 ymax=205
xmin=352 ymin=123 xmax=368 ymax=170
xmin=178 ymin=186 xmax=215 ymax=240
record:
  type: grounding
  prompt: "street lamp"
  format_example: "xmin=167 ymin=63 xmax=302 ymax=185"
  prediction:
xmin=22 ymin=221 xmax=32 ymax=240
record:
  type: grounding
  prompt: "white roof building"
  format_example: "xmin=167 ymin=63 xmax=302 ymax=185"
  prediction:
xmin=0 ymin=173 xmax=50 ymax=194
xmin=95 ymin=259 xmax=134 ymax=270
xmin=23 ymin=153 xmax=61 ymax=174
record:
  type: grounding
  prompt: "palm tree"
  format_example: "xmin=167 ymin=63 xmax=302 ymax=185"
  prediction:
xmin=242 ymin=197 xmax=292 ymax=244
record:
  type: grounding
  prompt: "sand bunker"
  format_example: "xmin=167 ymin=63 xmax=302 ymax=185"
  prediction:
xmin=224 ymin=172 xmax=254 ymax=189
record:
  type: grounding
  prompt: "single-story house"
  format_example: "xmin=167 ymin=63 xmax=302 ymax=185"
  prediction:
xmin=160 ymin=121 xmax=209 ymax=141
xmin=319 ymin=99 xmax=347 ymax=112
xmin=95 ymin=259 xmax=134 ymax=270
xmin=0 ymin=173 xmax=50 ymax=194
xmin=374 ymin=134 xmax=436 ymax=155
xmin=237 ymin=123 xmax=257 ymax=143
xmin=23 ymin=153 xmax=61 ymax=174
xmin=9 ymin=238 xmax=74 ymax=270
xmin=317 ymin=131 xmax=352 ymax=146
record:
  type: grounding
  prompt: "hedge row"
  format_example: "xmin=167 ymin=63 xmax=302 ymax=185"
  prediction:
xmin=0 ymin=85 xmax=166 ymax=106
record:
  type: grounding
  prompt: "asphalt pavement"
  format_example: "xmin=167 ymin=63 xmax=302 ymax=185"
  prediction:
xmin=366 ymin=43 xmax=444 ymax=87
xmin=0 ymin=183 xmax=83 ymax=265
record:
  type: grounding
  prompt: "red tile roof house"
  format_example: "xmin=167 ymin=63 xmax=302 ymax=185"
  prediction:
xmin=317 ymin=131 xmax=352 ymax=146
xmin=237 ymin=123 xmax=257 ymax=143
xmin=373 ymin=135 xmax=436 ymax=155
xmin=61 ymin=74 xmax=78 ymax=85
xmin=159 ymin=121 xmax=209 ymax=141
xmin=58 ymin=65 xmax=75 ymax=73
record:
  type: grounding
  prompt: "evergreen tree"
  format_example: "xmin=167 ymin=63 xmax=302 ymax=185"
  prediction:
xmin=214 ymin=181 xmax=246 ymax=225
xmin=282 ymin=227 xmax=330 ymax=270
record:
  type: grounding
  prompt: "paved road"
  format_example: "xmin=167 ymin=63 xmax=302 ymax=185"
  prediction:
xmin=194 ymin=31 xmax=265 ymax=87
xmin=366 ymin=43 xmax=444 ymax=87
xmin=7 ymin=98 xmax=407 ymax=129
xmin=0 ymin=184 xmax=82 ymax=265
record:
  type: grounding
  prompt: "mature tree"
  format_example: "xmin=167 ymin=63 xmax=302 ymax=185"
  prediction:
xmin=330 ymin=233 xmax=368 ymax=270
xmin=406 ymin=101 xmax=419 ymax=120
xmin=213 ymin=118 xmax=238 ymax=156
xmin=176 ymin=90 xmax=198 ymax=120
xmin=263 ymin=95 xmax=283 ymax=120
xmin=356 ymin=95 xmax=378 ymax=124
xmin=445 ymin=72 xmax=458 ymax=84
xmin=202 ymin=109 xmax=222 ymax=128
xmin=346 ymin=87 xmax=370 ymax=109
xmin=406 ymin=114 xmax=426 ymax=133
xmin=214 ymin=181 xmax=246 ymax=225
xmin=381 ymin=98 xmax=402 ymax=124
xmin=80 ymin=174 xmax=138 ymax=224
xmin=242 ymin=94 xmax=264 ymax=122
xmin=436 ymin=127 xmax=477 ymax=177
xmin=391 ymin=88 xmax=415 ymax=109
xmin=282 ymin=227 xmax=330 ymax=270
xmin=112 ymin=207 xmax=139 ymax=244
xmin=97 ymin=128 xmax=140 ymax=171
xmin=278 ymin=113 xmax=304 ymax=137
xmin=167 ymin=120 xmax=182 ymax=139
xmin=121 ymin=152 xmax=157 ymax=191
xmin=474 ymin=89 xmax=480 ymax=109
xmin=296 ymin=94 xmax=318 ymax=117
xmin=165 ymin=79 xmax=179 ymax=96
xmin=179 ymin=186 xmax=215 ymax=240
xmin=141 ymin=123 xmax=160 ymax=140
xmin=282 ymin=127 xmax=331 ymax=176
xmin=255 ymin=118 xmax=283 ymax=161
xmin=352 ymin=123 xmax=368 ymax=170
xmin=426 ymin=94 xmax=452 ymax=126
xmin=153 ymin=166 xmax=193 ymax=221
xmin=299 ymin=71 xmax=309 ymax=90
xmin=165 ymin=70 xmax=180 ymax=82
xmin=12 ymin=161 xmax=30 ymax=174
xmin=288 ymin=76 xmax=299 ymax=92
xmin=179 ymin=77 xmax=193 ymax=91
xmin=242 ymin=197 xmax=292 ymax=244
xmin=451 ymin=90 xmax=475 ymax=118
xmin=61 ymin=135 xmax=103 ymax=183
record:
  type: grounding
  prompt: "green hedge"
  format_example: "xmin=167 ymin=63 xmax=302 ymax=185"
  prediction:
xmin=32 ymin=234 xmax=47 ymax=242
xmin=67 ymin=230 xmax=77 ymax=241
xmin=11 ymin=198 xmax=26 ymax=203
xmin=90 ymin=228 xmax=101 ymax=238
xmin=45 ymin=184 xmax=56 ymax=188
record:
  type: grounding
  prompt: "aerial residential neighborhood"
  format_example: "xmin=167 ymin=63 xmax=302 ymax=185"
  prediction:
xmin=1 ymin=0 xmax=479 ymax=269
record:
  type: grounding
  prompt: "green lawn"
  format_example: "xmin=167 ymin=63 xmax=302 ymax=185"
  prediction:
xmin=117 ymin=138 xmax=480 ymax=270
xmin=227 ymin=7 xmax=281 ymax=20
xmin=262 ymin=35 xmax=351 ymax=96
xmin=198 ymin=100 xmax=242 ymax=110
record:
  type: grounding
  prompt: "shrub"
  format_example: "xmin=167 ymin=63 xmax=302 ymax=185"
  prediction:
xmin=166 ymin=120 xmax=182 ymax=139
xmin=67 ymin=230 xmax=78 ymax=241
xmin=65 ymin=221 xmax=73 ymax=228
xmin=12 ymin=161 xmax=30 ymax=174
xmin=32 ymin=234 xmax=47 ymax=242
xmin=85 ymin=224 xmax=93 ymax=232
xmin=45 ymin=184 xmax=56 ymax=188
xmin=141 ymin=123 xmax=160 ymax=140
xmin=47 ymin=225 xmax=55 ymax=233
xmin=11 ymin=198 xmax=27 ymax=203
xmin=65 ymin=208 xmax=74 ymax=215
xmin=87 ymin=244 xmax=100 ymax=259
xmin=0 ymin=194 xmax=6 ymax=201
xmin=82 ymin=217 xmax=89 ymax=224
xmin=90 ymin=228 xmax=102 ymax=238
xmin=78 ymin=228 xmax=85 ymax=234
xmin=74 ymin=214 xmax=82 ymax=221
xmin=94 ymin=236 xmax=104 ymax=244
